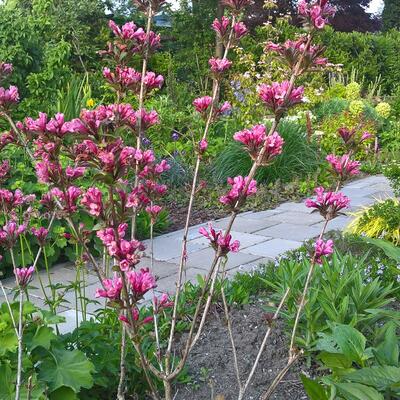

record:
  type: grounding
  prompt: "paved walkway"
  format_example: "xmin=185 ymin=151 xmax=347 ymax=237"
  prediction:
xmin=0 ymin=175 xmax=393 ymax=332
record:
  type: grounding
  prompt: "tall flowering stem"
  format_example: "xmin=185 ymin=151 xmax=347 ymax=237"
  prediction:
xmin=163 ymin=13 xmax=238 ymax=388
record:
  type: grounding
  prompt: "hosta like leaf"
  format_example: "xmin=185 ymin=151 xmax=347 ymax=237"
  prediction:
xmin=345 ymin=366 xmax=400 ymax=392
xmin=335 ymin=382 xmax=384 ymax=400
xmin=300 ymin=375 xmax=329 ymax=400
xmin=38 ymin=348 xmax=94 ymax=393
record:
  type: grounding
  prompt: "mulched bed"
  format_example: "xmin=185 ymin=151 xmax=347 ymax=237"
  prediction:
xmin=174 ymin=302 xmax=309 ymax=400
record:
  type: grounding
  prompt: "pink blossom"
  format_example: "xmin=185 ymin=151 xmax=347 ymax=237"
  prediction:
xmin=0 ymin=221 xmax=26 ymax=248
xmin=127 ymin=268 xmax=156 ymax=298
xmin=109 ymin=20 xmax=138 ymax=40
xmin=199 ymin=223 xmax=240 ymax=255
xmin=326 ymin=154 xmax=361 ymax=180
xmin=314 ymin=239 xmax=334 ymax=264
xmin=0 ymin=86 xmax=19 ymax=108
xmin=266 ymin=38 xmax=327 ymax=71
xmin=81 ymin=188 xmax=103 ymax=217
xmin=360 ymin=131 xmax=373 ymax=143
xmin=258 ymin=81 xmax=304 ymax=115
xmin=0 ymin=160 xmax=10 ymax=181
xmin=220 ymin=176 xmax=257 ymax=209
xmin=212 ymin=16 xmax=231 ymax=37
xmin=14 ymin=266 xmax=35 ymax=288
xmin=52 ymin=186 xmax=82 ymax=213
xmin=199 ymin=139 xmax=208 ymax=154
xmin=145 ymin=204 xmax=162 ymax=221
xmin=0 ymin=131 xmax=15 ymax=150
xmin=298 ymin=0 xmax=336 ymax=30
xmin=209 ymin=57 xmax=232 ymax=74
xmin=0 ymin=62 xmax=13 ymax=79
xmin=234 ymin=124 xmax=266 ymax=158
xmin=305 ymin=187 xmax=350 ymax=220
xmin=193 ymin=96 xmax=212 ymax=113
xmin=337 ymin=127 xmax=356 ymax=144
xmin=119 ymin=308 xmax=153 ymax=326
xmin=65 ymin=166 xmax=86 ymax=180
xmin=153 ymin=293 xmax=173 ymax=313
xmin=31 ymin=227 xmax=49 ymax=247
xmin=135 ymin=109 xmax=159 ymax=130
xmin=96 ymin=274 xmax=123 ymax=300
xmin=143 ymin=71 xmax=164 ymax=91
xmin=233 ymin=22 xmax=248 ymax=40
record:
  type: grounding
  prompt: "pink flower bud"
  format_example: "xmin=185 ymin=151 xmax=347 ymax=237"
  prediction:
xmin=14 ymin=266 xmax=35 ymax=288
xmin=314 ymin=239 xmax=334 ymax=264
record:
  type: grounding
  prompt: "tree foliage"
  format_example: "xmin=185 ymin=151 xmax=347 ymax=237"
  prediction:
xmin=382 ymin=0 xmax=400 ymax=31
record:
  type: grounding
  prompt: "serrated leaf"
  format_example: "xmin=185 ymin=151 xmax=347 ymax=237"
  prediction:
xmin=335 ymin=382 xmax=384 ymax=400
xmin=300 ymin=375 xmax=329 ymax=400
xmin=38 ymin=348 xmax=94 ymax=393
xmin=0 ymin=331 xmax=18 ymax=355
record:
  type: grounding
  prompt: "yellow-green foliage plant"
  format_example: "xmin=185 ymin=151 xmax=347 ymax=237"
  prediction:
xmin=347 ymin=198 xmax=400 ymax=246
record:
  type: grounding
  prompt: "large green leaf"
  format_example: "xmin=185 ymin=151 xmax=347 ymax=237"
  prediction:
xmin=332 ymin=324 xmax=367 ymax=365
xmin=374 ymin=323 xmax=399 ymax=367
xmin=29 ymin=326 xmax=57 ymax=351
xmin=49 ymin=386 xmax=78 ymax=400
xmin=300 ymin=375 xmax=329 ymax=400
xmin=319 ymin=352 xmax=353 ymax=374
xmin=0 ymin=330 xmax=18 ymax=355
xmin=345 ymin=366 xmax=400 ymax=392
xmin=335 ymin=382 xmax=384 ymax=400
xmin=38 ymin=348 xmax=95 ymax=393
xmin=0 ymin=363 xmax=13 ymax=398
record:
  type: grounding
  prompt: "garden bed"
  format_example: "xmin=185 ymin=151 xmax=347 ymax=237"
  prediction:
xmin=175 ymin=302 xmax=309 ymax=400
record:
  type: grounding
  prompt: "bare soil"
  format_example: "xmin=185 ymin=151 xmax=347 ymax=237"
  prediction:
xmin=174 ymin=303 xmax=309 ymax=400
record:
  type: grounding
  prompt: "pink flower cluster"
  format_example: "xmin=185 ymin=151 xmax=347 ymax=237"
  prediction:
xmin=209 ymin=57 xmax=232 ymax=74
xmin=199 ymin=223 xmax=240 ymax=256
xmin=0 ymin=62 xmax=13 ymax=80
xmin=305 ymin=187 xmax=350 ymax=220
xmin=0 ymin=160 xmax=10 ymax=182
xmin=96 ymin=274 xmax=123 ymax=300
xmin=314 ymin=239 xmax=334 ymax=264
xmin=233 ymin=125 xmax=284 ymax=165
xmin=337 ymin=127 xmax=373 ymax=149
xmin=298 ymin=0 xmax=336 ymax=30
xmin=31 ymin=227 xmax=49 ymax=247
xmin=107 ymin=20 xmax=160 ymax=57
xmin=127 ymin=268 xmax=156 ymax=299
xmin=212 ymin=17 xmax=248 ymax=44
xmin=14 ymin=266 xmax=35 ymax=288
xmin=0 ymin=189 xmax=35 ymax=213
xmin=97 ymin=224 xmax=145 ymax=271
xmin=258 ymin=81 xmax=304 ymax=115
xmin=193 ymin=96 xmax=231 ymax=119
xmin=0 ymin=86 xmax=19 ymax=109
xmin=0 ymin=131 xmax=15 ymax=150
xmin=81 ymin=188 xmax=103 ymax=217
xmin=153 ymin=293 xmax=173 ymax=314
xmin=103 ymin=67 xmax=163 ymax=95
xmin=51 ymin=187 xmax=82 ymax=213
xmin=266 ymin=38 xmax=327 ymax=71
xmin=220 ymin=176 xmax=257 ymax=209
xmin=326 ymin=154 xmax=361 ymax=180
xmin=0 ymin=221 xmax=26 ymax=249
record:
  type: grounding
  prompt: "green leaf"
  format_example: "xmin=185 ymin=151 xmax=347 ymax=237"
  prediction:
xmin=0 ymin=363 xmax=14 ymax=398
xmin=346 ymin=366 xmax=400 ymax=392
xmin=38 ymin=348 xmax=94 ymax=393
xmin=319 ymin=352 xmax=353 ymax=372
xmin=49 ymin=386 xmax=78 ymax=400
xmin=300 ymin=375 xmax=329 ymax=400
xmin=30 ymin=326 xmax=57 ymax=351
xmin=332 ymin=324 xmax=367 ymax=365
xmin=0 ymin=331 xmax=18 ymax=355
xmin=374 ymin=323 xmax=399 ymax=367
xmin=335 ymin=382 xmax=384 ymax=400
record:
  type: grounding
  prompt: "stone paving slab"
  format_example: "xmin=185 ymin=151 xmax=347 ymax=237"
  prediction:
xmin=213 ymin=216 xmax=279 ymax=233
xmin=170 ymin=247 xmax=263 ymax=272
xmin=255 ymin=223 xmax=322 ymax=242
xmin=267 ymin=211 xmax=324 ymax=226
xmin=241 ymin=238 xmax=302 ymax=258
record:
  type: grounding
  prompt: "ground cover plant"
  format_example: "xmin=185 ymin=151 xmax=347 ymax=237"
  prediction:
xmin=0 ymin=0 xmax=399 ymax=399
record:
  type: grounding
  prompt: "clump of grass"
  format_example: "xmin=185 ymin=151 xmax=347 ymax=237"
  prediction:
xmin=212 ymin=120 xmax=320 ymax=184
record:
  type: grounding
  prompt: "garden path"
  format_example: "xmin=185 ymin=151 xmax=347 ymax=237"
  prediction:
xmin=0 ymin=175 xmax=393 ymax=332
